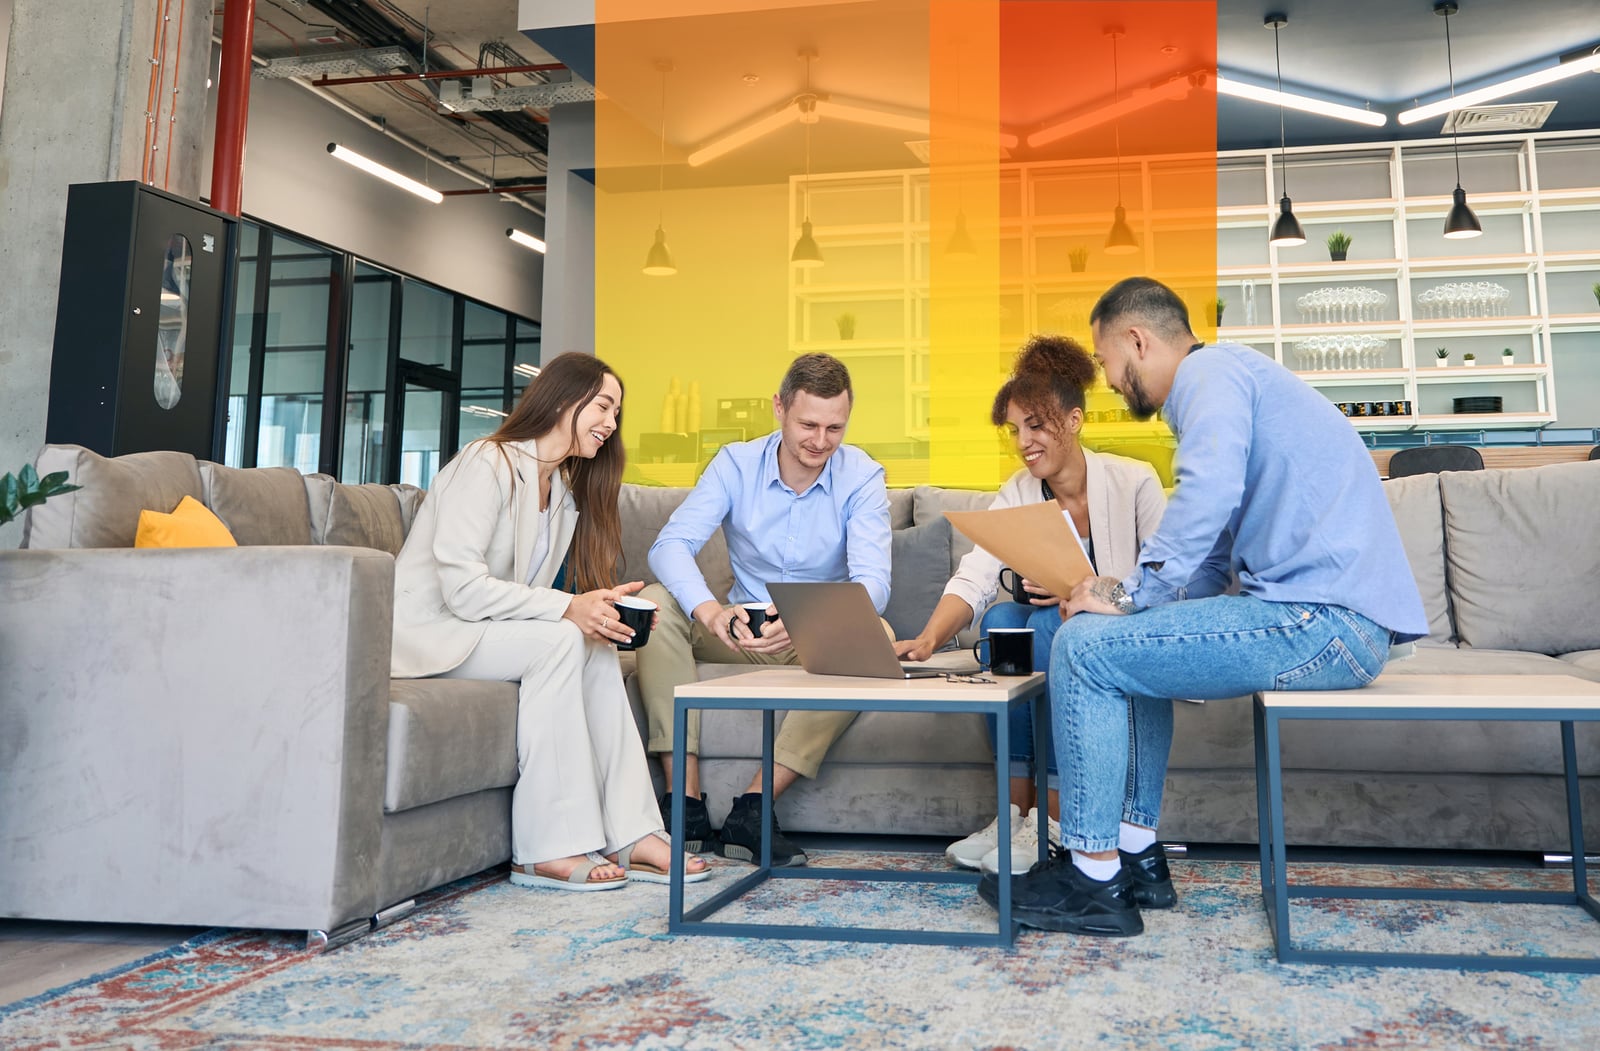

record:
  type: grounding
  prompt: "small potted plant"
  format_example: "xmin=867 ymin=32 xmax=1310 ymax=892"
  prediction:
xmin=1068 ymin=246 xmax=1089 ymax=273
xmin=1207 ymin=297 xmax=1226 ymax=326
xmin=1462 ymin=352 xmax=1476 ymax=367
xmin=835 ymin=312 xmax=856 ymax=341
xmin=1592 ymin=281 xmax=1599 ymax=309
xmin=1326 ymin=230 xmax=1353 ymax=262
xmin=1501 ymin=346 xmax=1515 ymax=365
xmin=1435 ymin=347 xmax=1450 ymax=368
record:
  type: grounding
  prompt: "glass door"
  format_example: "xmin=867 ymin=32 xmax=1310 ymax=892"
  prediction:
xmin=391 ymin=362 xmax=457 ymax=489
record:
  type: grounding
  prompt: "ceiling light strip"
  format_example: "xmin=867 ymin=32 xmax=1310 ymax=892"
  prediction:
xmin=506 ymin=228 xmax=546 ymax=253
xmin=1215 ymin=75 xmax=1387 ymax=127
xmin=327 ymin=143 xmax=443 ymax=203
xmin=687 ymin=106 xmax=802 ymax=167
xmin=1399 ymin=51 xmax=1600 ymax=125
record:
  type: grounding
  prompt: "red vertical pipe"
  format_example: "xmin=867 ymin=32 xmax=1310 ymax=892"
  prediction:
xmin=209 ymin=0 xmax=256 ymax=215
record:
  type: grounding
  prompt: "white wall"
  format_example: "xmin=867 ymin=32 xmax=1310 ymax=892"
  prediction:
xmin=201 ymin=62 xmax=545 ymax=320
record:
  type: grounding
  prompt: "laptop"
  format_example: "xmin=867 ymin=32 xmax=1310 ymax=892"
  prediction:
xmin=767 ymin=581 xmax=947 ymax=680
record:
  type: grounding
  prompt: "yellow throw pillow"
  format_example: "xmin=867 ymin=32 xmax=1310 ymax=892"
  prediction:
xmin=135 ymin=495 xmax=238 ymax=549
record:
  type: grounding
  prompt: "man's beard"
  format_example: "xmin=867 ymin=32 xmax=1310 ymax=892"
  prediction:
xmin=1123 ymin=366 xmax=1160 ymax=421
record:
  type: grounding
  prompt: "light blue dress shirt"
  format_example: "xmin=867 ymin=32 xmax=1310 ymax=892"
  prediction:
xmin=1123 ymin=342 xmax=1429 ymax=643
xmin=648 ymin=432 xmax=892 ymax=616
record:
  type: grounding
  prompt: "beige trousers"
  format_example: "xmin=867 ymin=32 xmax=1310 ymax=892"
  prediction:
xmin=633 ymin=583 xmax=858 ymax=779
xmin=441 ymin=618 xmax=660 ymax=866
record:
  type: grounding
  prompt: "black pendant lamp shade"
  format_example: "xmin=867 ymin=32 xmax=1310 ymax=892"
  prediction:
xmin=1437 ymin=2 xmax=1483 ymax=240
xmin=1264 ymin=14 xmax=1306 ymax=249
xmin=790 ymin=219 xmax=824 ymax=266
xmin=1270 ymin=195 xmax=1306 ymax=247
xmin=1105 ymin=204 xmax=1139 ymax=254
xmin=1443 ymin=185 xmax=1483 ymax=239
xmin=644 ymin=63 xmax=677 ymax=276
xmin=644 ymin=227 xmax=676 ymax=275
xmin=946 ymin=210 xmax=977 ymax=257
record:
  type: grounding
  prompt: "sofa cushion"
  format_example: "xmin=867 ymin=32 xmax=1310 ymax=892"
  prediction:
xmin=912 ymin=486 xmax=994 ymax=579
xmin=1381 ymin=642 xmax=1597 ymax=681
xmin=888 ymin=488 xmax=914 ymax=530
xmin=304 ymin=475 xmax=408 ymax=554
xmin=23 ymin=445 xmax=202 ymax=549
xmin=1440 ymin=462 xmax=1600 ymax=655
xmin=1559 ymin=650 xmax=1600 ymax=678
xmin=393 ymin=485 xmax=425 ymax=537
xmin=385 ymin=678 xmax=519 ymax=813
xmin=1382 ymin=473 xmax=1453 ymax=644
xmin=618 ymin=484 xmax=734 ymax=601
xmin=199 ymin=462 xmax=314 ymax=545
xmin=135 ymin=495 xmax=238 ymax=548
xmin=885 ymin=516 xmax=952 ymax=641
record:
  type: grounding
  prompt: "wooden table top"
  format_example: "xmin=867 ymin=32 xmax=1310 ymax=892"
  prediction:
xmin=674 ymin=667 xmax=1046 ymax=703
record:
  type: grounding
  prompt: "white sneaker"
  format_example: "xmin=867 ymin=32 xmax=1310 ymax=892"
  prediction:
xmin=978 ymin=807 xmax=1062 ymax=876
xmin=944 ymin=804 xmax=1021 ymax=870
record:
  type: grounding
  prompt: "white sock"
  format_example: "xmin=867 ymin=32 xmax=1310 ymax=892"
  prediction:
xmin=1071 ymin=851 xmax=1122 ymax=883
xmin=1119 ymin=823 xmax=1157 ymax=855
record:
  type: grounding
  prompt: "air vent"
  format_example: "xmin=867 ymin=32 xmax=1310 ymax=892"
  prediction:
xmin=1441 ymin=101 xmax=1556 ymax=134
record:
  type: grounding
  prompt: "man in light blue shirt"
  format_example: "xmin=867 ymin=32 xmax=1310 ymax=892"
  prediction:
xmin=980 ymin=277 xmax=1427 ymax=937
xmin=636 ymin=353 xmax=891 ymax=867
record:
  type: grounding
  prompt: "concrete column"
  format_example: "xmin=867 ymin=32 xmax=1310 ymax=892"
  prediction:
xmin=541 ymin=101 xmax=595 ymax=360
xmin=0 ymin=0 xmax=213 ymax=545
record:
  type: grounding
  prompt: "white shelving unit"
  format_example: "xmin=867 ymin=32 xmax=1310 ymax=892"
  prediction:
xmin=789 ymin=131 xmax=1600 ymax=439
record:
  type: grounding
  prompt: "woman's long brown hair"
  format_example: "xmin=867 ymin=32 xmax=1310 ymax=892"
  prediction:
xmin=483 ymin=352 xmax=624 ymax=593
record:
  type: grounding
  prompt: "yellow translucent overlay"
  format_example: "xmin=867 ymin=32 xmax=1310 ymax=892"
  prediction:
xmin=596 ymin=1 xmax=1216 ymax=489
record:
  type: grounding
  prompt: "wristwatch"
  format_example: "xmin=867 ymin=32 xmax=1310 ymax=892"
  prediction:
xmin=1108 ymin=581 xmax=1138 ymax=615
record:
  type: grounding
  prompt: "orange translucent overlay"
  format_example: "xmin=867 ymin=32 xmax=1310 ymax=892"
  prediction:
xmin=596 ymin=1 xmax=1215 ymax=488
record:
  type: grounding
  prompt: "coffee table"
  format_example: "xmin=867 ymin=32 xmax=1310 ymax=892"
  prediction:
xmin=1255 ymin=673 xmax=1600 ymax=972
xmin=668 ymin=668 xmax=1048 ymax=946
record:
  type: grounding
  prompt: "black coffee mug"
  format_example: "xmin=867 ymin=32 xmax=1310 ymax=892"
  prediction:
xmin=973 ymin=628 xmax=1033 ymax=676
xmin=738 ymin=602 xmax=772 ymax=640
xmin=614 ymin=596 xmax=658 ymax=651
xmin=998 ymin=567 xmax=1032 ymax=604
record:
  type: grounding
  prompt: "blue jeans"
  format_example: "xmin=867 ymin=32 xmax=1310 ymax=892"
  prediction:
xmin=1050 ymin=595 xmax=1392 ymax=853
xmin=980 ymin=601 xmax=1064 ymax=783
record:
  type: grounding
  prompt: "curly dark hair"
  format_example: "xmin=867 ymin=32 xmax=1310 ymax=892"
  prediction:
xmin=990 ymin=334 xmax=1099 ymax=436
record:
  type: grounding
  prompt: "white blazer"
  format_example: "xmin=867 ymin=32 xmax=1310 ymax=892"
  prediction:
xmin=391 ymin=437 xmax=579 ymax=679
xmin=943 ymin=449 xmax=1167 ymax=628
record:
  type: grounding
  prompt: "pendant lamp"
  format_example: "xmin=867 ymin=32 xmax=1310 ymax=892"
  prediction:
xmin=643 ymin=62 xmax=677 ymax=276
xmin=1266 ymin=15 xmax=1306 ymax=247
xmin=1437 ymin=2 xmax=1483 ymax=239
xmin=791 ymin=54 xmax=824 ymax=267
xmin=1104 ymin=28 xmax=1139 ymax=256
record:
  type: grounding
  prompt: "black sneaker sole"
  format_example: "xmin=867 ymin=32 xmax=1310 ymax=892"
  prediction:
xmin=714 ymin=841 xmax=808 ymax=867
xmin=1013 ymin=905 xmax=1144 ymax=937
xmin=683 ymin=837 xmax=718 ymax=855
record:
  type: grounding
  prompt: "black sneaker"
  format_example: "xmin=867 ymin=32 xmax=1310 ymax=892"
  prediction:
xmin=713 ymin=793 xmax=808 ymax=867
xmin=658 ymin=792 xmax=717 ymax=854
xmin=1120 ymin=842 xmax=1178 ymax=910
xmin=977 ymin=850 xmax=1143 ymax=937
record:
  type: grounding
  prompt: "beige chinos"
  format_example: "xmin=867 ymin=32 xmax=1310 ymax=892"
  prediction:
xmin=634 ymin=582 xmax=857 ymax=779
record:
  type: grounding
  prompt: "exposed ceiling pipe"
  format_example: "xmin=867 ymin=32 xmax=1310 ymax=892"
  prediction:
xmin=439 ymin=183 xmax=546 ymax=196
xmin=222 ymin=36 xmax=546 ymax=220
xmin=310 ymin=62 xmax=566 ymax=88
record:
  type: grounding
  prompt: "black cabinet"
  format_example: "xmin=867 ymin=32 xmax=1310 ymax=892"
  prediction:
xmin=47 ymin=182 xmax=236 ymax=459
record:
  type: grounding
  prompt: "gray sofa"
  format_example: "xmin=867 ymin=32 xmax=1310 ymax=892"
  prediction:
xmin=2 ymin=444 xmax=1597 ymax=938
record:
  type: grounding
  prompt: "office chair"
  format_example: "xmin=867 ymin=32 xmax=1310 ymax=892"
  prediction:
xmin=1386 ymin=445 xmax=1485 ymax=478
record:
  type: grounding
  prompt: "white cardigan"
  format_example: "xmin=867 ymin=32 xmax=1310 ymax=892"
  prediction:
xmin=391 ymin=437 xmax=580 ymax=679
xmin=943 ymin=449 xmax=1167 ymax=628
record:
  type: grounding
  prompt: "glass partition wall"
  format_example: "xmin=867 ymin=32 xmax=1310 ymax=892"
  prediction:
xmin=223 ymin=220 xmax=540 ymax=487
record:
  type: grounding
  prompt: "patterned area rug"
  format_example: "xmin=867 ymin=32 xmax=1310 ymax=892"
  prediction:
xmin=3 ymin=852 xmax=1598 ymax=1049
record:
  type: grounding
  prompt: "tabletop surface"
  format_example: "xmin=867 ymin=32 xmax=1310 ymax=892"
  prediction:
xmin=1258 ymin=674 xmax=1600 ymax=712
xmin=674 ymin=668 xmax=1047 ymax=703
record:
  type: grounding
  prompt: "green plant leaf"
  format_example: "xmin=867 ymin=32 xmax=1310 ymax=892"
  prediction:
xmin=19 ymin=463 xmax=38 ymax=488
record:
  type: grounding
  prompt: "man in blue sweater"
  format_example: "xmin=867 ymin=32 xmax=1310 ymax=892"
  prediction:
xmin=981 ymin=276 xmax=1429 ymax=937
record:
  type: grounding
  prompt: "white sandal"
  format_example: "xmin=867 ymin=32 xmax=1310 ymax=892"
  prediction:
xmin=615 ymin=830 xmax=712 ymax=885
xmin=509 ymin=851 xmax=629 ymax=891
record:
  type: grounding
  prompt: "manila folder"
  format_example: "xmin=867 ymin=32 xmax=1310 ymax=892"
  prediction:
xmin=944 ymin=501 xmax=1096 ymax=598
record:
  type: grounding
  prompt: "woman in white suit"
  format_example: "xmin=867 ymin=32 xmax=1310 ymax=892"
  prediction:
xmin=392 ymin=352 xmax=710 ymax=891
xmin=896 ymin=335 xmax=1167 ymax=874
